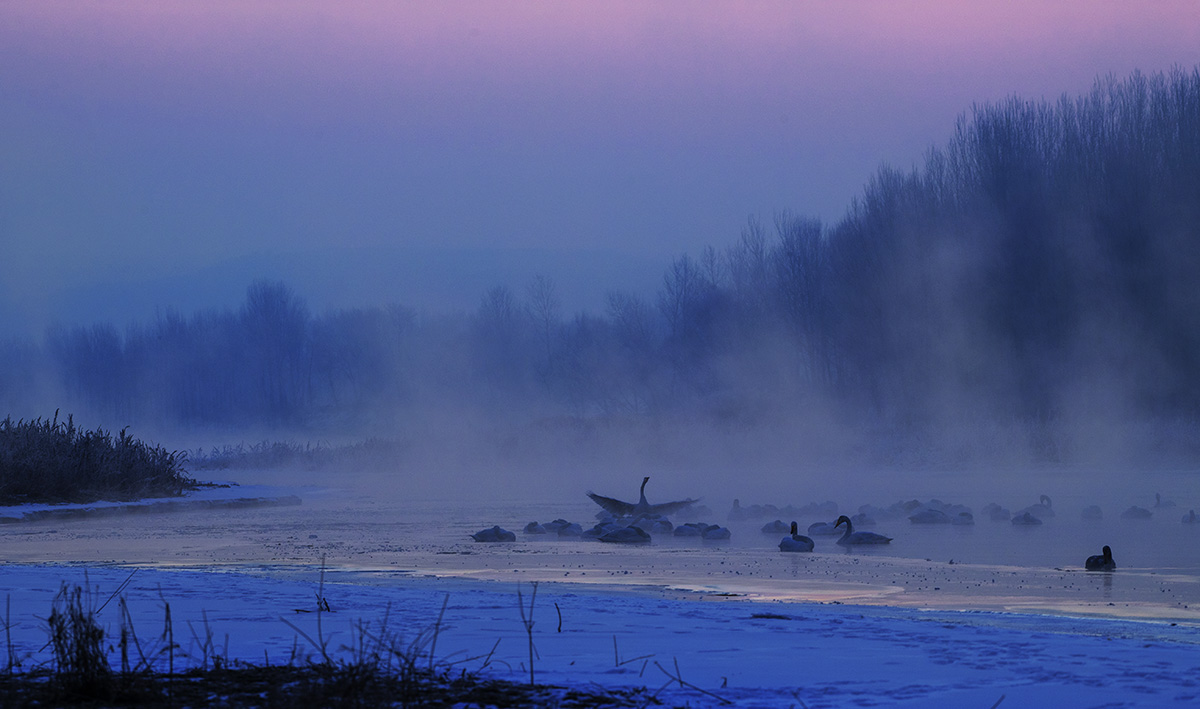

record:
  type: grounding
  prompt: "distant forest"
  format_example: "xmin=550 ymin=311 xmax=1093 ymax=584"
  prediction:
xmin=2 ymin=69 xmax=1198 ymax=456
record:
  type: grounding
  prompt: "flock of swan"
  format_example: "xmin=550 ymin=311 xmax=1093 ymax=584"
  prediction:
xmin=470 ymin=479 xmax=1196 ymax=573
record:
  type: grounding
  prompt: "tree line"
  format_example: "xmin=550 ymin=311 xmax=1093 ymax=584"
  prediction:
xmin=2 ymin=68 xmax=1198 ymax=439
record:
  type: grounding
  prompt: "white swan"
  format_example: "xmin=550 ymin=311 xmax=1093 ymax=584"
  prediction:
xmin=834 ymin=515 xmax=892 ymax=545
xmin=779 ymin=521 xmax=815 ymax=552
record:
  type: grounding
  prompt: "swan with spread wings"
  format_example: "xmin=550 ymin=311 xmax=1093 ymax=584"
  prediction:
xmin=587 ymin=476 xmax=698 ymax=517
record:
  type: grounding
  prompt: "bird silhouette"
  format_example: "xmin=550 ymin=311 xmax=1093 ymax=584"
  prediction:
xmin=1085 ymin=545 xmax=1116 ymax=571
xmin=587 ymin=477 xmax=698 ymax=517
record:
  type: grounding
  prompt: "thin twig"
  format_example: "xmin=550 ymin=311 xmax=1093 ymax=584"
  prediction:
xmin=517 ymin=582 xmax=538 ymax=686
xmin=97 ymin=568 xmax=138 ymax=614
xmin=653 ymin=658 xmax=731 ymax=705
xmin=428 ymin=593 xmax=449 ymax=672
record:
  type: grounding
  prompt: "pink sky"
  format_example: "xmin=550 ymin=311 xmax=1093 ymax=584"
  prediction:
xmin=2 ymin=1 xmax=1199 ymax=329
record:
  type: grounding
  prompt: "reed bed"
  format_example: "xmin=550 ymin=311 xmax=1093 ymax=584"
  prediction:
xmin=0 ymin=411 xmax=195 ymax=505
xmin=188 ymin=437 xmax=405 ymax=472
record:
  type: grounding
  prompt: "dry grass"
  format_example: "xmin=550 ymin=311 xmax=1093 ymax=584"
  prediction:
xmin=2 ymin=579 xmax=656 ymax=709
xmin=0 ymin=411 xmax=195 ymax=504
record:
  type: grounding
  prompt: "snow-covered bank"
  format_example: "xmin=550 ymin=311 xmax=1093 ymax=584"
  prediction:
xmin=0 ymin=484 xmax=305 ymax=524
xmin=1 ymin=563 xmax=1198 ymax=707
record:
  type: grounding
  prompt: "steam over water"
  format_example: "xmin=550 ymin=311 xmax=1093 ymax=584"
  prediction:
xmin=4 ymin=467 xmax=1197 ymax=621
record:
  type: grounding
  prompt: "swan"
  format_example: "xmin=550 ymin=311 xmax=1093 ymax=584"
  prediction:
xmin=702 ymin=525 xmax=731 ymax=540
xmin=542 ymin=518 xmax=572 ymax=533
xmin=557 ymin=522 xmax=584 ymax=537
xmin=471 ymin=525 xmax=516 ymax=542
xmin=633 ymin=516 xmax=674 ymax=534
xmin=1120 ymin=506 xmax=1153 ymax=520
xmin=588 ymin=477 xmax=698 ymax=517
xmin=598 ymin=526 xmax=652 ymax=544
xmin=582 ymin=521 xmax=621 ymax=540
xmin=1085 ymin=545 xmax=1116 ymax=571
xmin=762 ymin=519 xmax=790 ymax=534
xmin=834 ymin=515 xmax=891 ymax=545
xmin=1155 ymin=493 xmax=1176 ymax=508
xmin=850 ymin=512 xmax=877 ymax=528
xmin=951 ymin=511 xmax=974 ymax=526
xmin=674 ymin=522 xmax=710 ymax=537
xmin=1183 ymin=510 xmax=1198 ymax=524
xmin=909 ymin=508 xmax=951 ymax=524
xmin=1011 ymin=511 xmax=1042 ymax=526
xmin=807 ymin=520 xmax=841 ymax=536
xmin=983 ymin=502 xmax=1011 ymax=522
xmin=779 ymin=521 xmax=815 ymax=552
xmin=1017 ymin=495 xmax=1055 ymax=518
xmin=523 ymin=521 xmax=548 ymax=534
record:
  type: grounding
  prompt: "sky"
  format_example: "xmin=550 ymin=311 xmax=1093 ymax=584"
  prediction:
xmin=2 ymin=1 xmax=1199 ymax=336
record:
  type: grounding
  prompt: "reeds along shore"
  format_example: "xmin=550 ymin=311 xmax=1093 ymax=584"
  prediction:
xmin=0 ymin=412 xmax=195 ymax=505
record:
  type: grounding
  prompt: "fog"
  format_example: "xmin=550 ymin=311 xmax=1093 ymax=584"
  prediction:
xmin=7 ymin=70 xmax=1200 ymax=507
xmin=3 ymin=6 xmax=1200 ymax=509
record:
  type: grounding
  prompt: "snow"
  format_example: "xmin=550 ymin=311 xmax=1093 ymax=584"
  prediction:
xmin=2 ymin=485 xmax=1199 ymax=707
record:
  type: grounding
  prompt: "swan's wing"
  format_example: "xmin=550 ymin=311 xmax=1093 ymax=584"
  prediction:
xmin=646 ymin=498 xmax=699 ymax=516
xmin=587 ymin=492 xmax=636 ymax=516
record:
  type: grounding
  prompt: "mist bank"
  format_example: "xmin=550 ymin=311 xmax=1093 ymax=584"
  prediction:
xmin=3 ymin=68 xmax=1200 ymax=483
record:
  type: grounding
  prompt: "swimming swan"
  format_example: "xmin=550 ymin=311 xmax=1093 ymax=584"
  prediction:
xmin=587 ymin=477 xmax=698 ymax=517
xmin=834 ymin=515 xmax=892 ymax=545
xmin=1018 ymin=495 xmax=1055 ymax=518
xmin=779 ymin=521 xmax=815 ymax=552
xmin=807 ymin=520 xmax=841 ymax=536
xmin=1085 ymin=545 xmax=1116 ymax=571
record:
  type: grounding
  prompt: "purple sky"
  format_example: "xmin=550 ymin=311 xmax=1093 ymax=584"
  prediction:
xmin=2 ymin=1 xmax=1199 ymax=333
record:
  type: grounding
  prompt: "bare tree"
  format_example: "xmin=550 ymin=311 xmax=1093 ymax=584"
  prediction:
xmin=524 ymin=274 xmax=561 ymax=383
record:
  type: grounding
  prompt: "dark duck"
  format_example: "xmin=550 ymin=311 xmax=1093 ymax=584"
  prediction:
xmin=1085 ymin=545 xmax=1116 ymax=571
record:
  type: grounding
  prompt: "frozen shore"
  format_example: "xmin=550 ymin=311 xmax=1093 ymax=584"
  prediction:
xmin=1 ymin=562 xmax=1198 ymax=708
xmin=2 ymin=485 xmax=1199 ymax=706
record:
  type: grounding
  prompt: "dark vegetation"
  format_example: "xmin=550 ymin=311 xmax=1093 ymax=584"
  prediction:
xmin=0 ymin=413 xmax=194 ymax=505
xmin=1 ymin=68 xmax=1198 ymax=464
xmin=188 ymin=439 xmax=407 ymax=472
xmin=0 ymin=582 xmax=653 ymax=708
